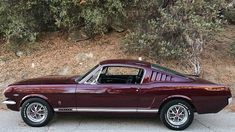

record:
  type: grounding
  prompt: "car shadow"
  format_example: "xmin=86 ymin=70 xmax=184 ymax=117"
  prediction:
xmin=47 ymin=112 xmax=233 ymax=131
xmin=48 ymin=113 xmax=167 ymax=131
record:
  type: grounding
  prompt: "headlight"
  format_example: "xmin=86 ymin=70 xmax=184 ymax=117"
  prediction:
xmin=3 ymin=86 xmax=13 ymax=97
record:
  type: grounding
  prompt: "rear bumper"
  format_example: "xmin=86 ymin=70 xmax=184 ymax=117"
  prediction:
xmin=228 ymin=97 xmax=232 ymax=105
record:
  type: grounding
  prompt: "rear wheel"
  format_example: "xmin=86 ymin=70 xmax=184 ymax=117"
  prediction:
xmin=21 ymin=98 xmax=54 ymax=127
xmin=160 ymin=99 xmax=194 ymax=130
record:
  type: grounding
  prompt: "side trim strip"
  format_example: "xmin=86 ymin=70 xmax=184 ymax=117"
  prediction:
xmin=54 ymin=107 xmax=158 ymax=113
xmin=138 ymin=109 xmax=159 ymax=113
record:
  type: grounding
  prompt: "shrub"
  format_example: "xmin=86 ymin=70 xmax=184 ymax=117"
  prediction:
xmin=0 ymin=0 xmax=229 ymax=75
xmin=230 ymin=41 xmax=235 ymax=57
xmin=49 ymin=1 xmax=82 ymax=30
xmin=123 ymin=0 xmax=226 ymax=74
xmin=80 ymin=0 xmax=126 ymax=37
xmin=225 ymin=8 xmax=235 ymax=24
xmin=0 ymin=0 xmax=128 ymax=44
xmin=0 ymin=1 xmax=39 ymax=45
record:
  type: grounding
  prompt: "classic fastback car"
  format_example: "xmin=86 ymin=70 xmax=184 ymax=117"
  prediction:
xmin=3 ymin=59 xmax=232 ymax=130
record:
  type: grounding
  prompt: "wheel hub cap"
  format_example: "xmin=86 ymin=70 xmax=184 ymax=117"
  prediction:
xmin=166 ymin=104 xmax=189 ymax=126
xmin=26 ymin=102 xmax=48 ymax=123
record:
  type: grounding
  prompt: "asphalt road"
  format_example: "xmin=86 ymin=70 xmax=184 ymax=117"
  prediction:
xmin=0 ymin=110 xmax=234 ymax=132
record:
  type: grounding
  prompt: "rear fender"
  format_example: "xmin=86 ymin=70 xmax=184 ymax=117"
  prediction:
xmin=153 ymin=95 xmax=195 ymax=112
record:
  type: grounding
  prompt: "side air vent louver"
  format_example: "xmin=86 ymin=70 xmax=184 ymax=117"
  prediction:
xmin=150 ymin=71 xmax=173 ymax=82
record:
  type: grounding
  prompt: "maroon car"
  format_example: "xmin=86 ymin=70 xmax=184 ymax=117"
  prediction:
xmin=2 ymin=59 xmax=232 ymax=130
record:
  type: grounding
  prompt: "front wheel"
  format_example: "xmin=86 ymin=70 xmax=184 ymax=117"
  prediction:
xmin=160 ymin=99 xmax=194 ymax=130
xmin=21 ymin=98 xmax=54 ymax=127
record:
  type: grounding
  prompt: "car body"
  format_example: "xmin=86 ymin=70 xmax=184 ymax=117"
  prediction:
xmin=3 ymin=59 xmax=232 ymax=130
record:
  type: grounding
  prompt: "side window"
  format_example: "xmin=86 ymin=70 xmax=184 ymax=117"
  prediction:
xmin=106 ymin=67 xmax=139 ymax=75
xmin=98 ymin=66 xmax=144 ymax=84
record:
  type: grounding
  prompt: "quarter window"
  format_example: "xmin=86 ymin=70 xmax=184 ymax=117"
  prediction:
xmin=86 ymin=69 xmax=101 ymax=84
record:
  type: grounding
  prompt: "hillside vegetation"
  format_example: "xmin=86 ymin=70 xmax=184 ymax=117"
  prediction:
xmin=1 ymin=0 xmax=234 ymax=74
xmin=0 ymin=25 xmax=235 ymax=110
xmin=0 ymin=0 xmax=235 ymax=110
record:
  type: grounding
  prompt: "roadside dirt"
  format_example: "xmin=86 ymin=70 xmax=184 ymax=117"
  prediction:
xmin=0 ymin=25 xmax=235 ymax=111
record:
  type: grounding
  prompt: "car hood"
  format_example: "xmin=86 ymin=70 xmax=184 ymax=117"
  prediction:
xmin=10 ymin=75 xmax=80 ymax=85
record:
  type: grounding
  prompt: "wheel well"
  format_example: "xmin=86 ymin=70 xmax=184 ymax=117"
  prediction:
xmin=20 ymin=96 xmax=53 ymax=111
xmin=159 ymin=97 xmax=197 ymax=113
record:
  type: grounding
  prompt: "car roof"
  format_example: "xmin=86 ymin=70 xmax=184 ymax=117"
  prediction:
xmin=99 ymin=59 xmax=151 ymax=68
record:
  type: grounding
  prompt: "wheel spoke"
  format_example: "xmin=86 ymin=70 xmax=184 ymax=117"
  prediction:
xmin=38 ymin=107 xmax=44 ymax=112
xmin=26 ymin=102 xmax=48 ymax=123
xmin=30 ymin=108 xmax=35 ymax=113
xmin=166 ymin=104 xmax=189 ymax=126
xmin=34 ymin=105 xmax=37 ymax=111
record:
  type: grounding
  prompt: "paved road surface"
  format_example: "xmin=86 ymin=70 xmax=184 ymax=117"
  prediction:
xmin=0 ymin=110 xmax=234 ymax=132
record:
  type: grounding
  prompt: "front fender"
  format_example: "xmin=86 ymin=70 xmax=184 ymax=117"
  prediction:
xmin=20 ymin=94 xmax=49 ymax=108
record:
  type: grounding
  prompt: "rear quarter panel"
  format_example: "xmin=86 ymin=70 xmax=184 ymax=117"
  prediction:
xmin=139 ymin=83 xmax=231 ymax=114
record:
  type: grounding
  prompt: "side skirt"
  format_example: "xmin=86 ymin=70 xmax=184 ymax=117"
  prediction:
xmin=54 ymin=107 xmax=159 ymax=113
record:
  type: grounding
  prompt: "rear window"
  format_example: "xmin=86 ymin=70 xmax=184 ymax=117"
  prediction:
xmin=151 ymin=64 xmax=186 ymax=77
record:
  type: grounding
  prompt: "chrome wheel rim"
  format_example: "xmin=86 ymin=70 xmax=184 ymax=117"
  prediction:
xmin=26 ymin=102 xmax=48 ymax=123
xmin=166 ymin=104 xmax=188 ymax=126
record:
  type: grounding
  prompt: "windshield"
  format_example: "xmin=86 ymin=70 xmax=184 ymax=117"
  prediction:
xmin=151 ymin=64 xmax=186 ymax=77
xmin=76 ymin=64 xmax=99 ymax=82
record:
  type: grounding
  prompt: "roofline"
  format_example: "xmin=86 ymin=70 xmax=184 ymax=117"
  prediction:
xmin=99 ymin=59 xmax=151 ymax=68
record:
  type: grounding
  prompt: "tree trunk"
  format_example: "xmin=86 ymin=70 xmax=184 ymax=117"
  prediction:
xmin=184 ymin=33 xmax=203 ymax=76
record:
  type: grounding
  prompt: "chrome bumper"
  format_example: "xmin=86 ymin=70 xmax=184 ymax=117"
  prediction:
xmin=228 ymin=97 xmax=232 ymax=105
xmin=2 ymin=100 xmax=16 ymax=105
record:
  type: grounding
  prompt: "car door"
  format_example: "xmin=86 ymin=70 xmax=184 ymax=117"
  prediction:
xmin=75 ymin=65 xmax=143 ymax=111
xmin=76 ymin=83 xmax=139 ymax=108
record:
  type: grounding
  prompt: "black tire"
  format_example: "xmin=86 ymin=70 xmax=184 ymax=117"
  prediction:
xmin=160 ymin=99 xmax=194 ymax=130
xmin=21 ymin=98 xmax=54 ymax=127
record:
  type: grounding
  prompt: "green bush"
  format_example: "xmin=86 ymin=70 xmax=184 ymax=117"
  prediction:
xmin=0 ymin=0 xmax=128 ymax=44
xmin=230 ymin=41 xmax=235 ymax=57
xmin=0 ymin=1 xmax=39 ymax=45
xmin=0 ymin=0 xmax=228 ymax=64
xmin=225 ymin=8 xmax=235 ymax=24
xmin=80 ymin=0 xmax=126 ymax=37
xmin=123 ymin=0 xmax=226 ymax=60
xmin=49 ymin=1 xmax=82 ymax=29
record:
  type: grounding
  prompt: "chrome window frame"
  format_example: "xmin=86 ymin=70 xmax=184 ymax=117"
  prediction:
xmin=79 ymin=64 xmax=146 ymax=85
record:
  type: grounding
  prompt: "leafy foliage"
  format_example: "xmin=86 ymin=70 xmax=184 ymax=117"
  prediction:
xmin=0 ymin=0 xmax=127 ymax=44
xmin=0 ymin=0 xmax=228 ymax=71
xmin=123 ymin=0 xmax=226 ymax=60
xmin=80 ymin=0 xmax=126 ymax=37
xmin=230 ymin=41 xmax=235 ymax=57
xmin=0 ymin=1 xmax=39 ymax=45
xmin=225 ymin=7 xmax=235 ymax=24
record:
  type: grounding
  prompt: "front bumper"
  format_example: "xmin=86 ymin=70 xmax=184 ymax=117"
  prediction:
xmin=2 ymin=100 xmax=16 ymax=105
xmin=2 ymin=99 xmax=19 ymax=111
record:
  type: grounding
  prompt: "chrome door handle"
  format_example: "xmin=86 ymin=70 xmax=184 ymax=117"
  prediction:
xmin=107 ymin=89 xmax=120 ymax=94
